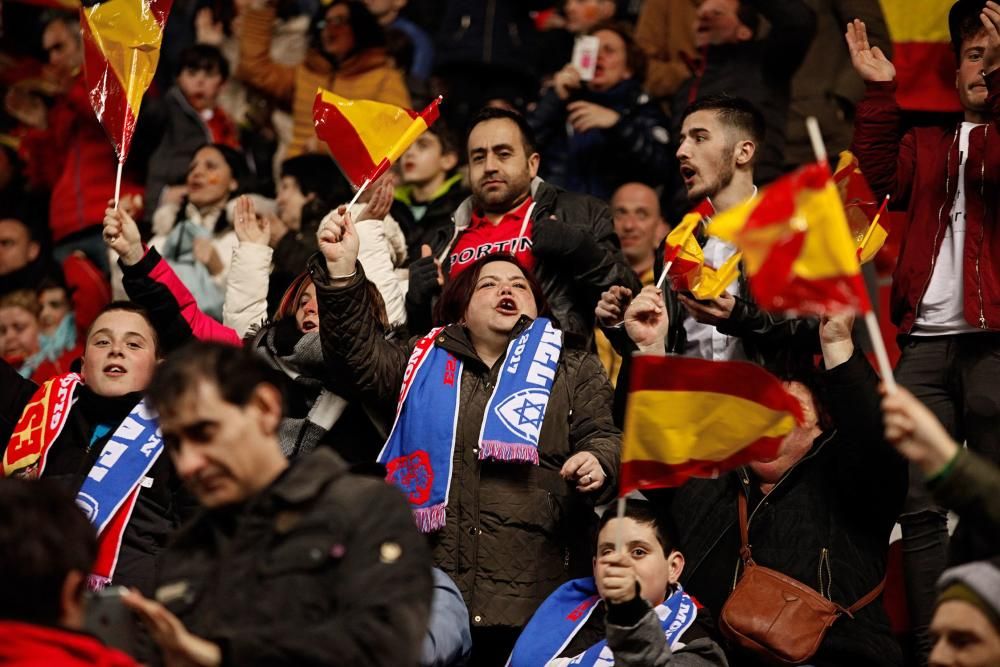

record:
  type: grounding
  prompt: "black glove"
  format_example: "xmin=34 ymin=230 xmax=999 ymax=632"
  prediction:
xmin=406 ymin=256 xmax=442 ymax=307
xmin=531 ymin=216 xmax=604 ymax=265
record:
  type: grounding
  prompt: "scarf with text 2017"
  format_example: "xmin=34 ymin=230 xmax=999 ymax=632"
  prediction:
xmin=4 ymin=373 xmax=164 ymax=589
xmin=507 ymin=577 xmax=699 ymax=667
xmin=378 ymin=318 xmax=563 ymax=532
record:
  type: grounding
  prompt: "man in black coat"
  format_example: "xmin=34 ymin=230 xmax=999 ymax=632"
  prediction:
xmin=124 ymin=342 xmax=433 ymax=667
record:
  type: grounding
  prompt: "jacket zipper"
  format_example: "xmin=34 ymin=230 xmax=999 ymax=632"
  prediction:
xmin=976 ymin=125 xmax=988 ymax=328
xmin=912 ymin=130 xmax=958 ymax=330
xmin=483 ymin=0 xmax=495 ymax=62
xmin=727 ymin=432 xmax=835 ymax=589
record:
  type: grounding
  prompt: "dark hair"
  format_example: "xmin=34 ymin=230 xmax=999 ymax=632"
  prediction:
xmin=736 ymin=4 xmax=760 ymax=38
xmin=588 ymin=20 xmax=648 ymax=84
xmin=279 ymin=153 xmax=345 ymax=200
xmin=950 ymin=0 xmax=987 ymax=59
xmin=191 ymin=143 xmax=250 ymax=192
xmin=597 ymin=499 xmax=676 ymax=555
xmin=0 ymin=479 xmax=97 ymax=625
xmin=681 ymin=94 xmax=766 ymax=147
xmin=434 ymin=253 xmax=551 ymax=326
xmin=467 ymin=106 xmax=539 ymax=156
xmin=426 ymin=120 xmax=462 ymax=163
xmin=177 ymin=43 xmax=230 ymax=81
xmin=147 ymin=341 xmax=286 ymax=415
xmin=85 ymin=301 xmax=162 ymax=358
xmin=311 ymin=0 xmax=386 ymax=58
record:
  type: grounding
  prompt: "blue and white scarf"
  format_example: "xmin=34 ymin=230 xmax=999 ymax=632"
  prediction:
xmin=508 ymin=578 xmax=699 ymax=667
xmin=378 ymin=318 xmax=563 ymax=532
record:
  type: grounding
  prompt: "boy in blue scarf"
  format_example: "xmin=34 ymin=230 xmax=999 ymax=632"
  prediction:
xmin=509 ymin=499 xmax=728 ymax=666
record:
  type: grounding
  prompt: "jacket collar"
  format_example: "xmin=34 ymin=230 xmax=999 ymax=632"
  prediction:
xmin=267 ymin=448 xmax=349 ymax=505
xmin=453 ymin=177 xmax=555 ymax=232
xmin=439 ymin=315 xmax=535 ymax=364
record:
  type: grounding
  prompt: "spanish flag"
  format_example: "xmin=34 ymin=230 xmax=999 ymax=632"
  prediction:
xmin=880 ymin=0 xmax=961 ymax=113
xmin=664 ymin=201 xmax=742 ymax=300
xmin=81 ymin=0 xmax=172 ymax=163
xmin=313 ymin=90 xmax=442 ymax=189
xmin=708 ymin=162 xmax=871 ymax=315
xmin=620 ymin=355 xmax=803 ymax=493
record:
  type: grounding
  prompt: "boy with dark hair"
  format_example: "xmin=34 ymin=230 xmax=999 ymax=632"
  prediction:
xmin=392 ymin=123 xmax=468 ymax=262
xmin=509 ymin=499 xmax=728 ymax=666
xmin=848 ymin=2 xmax=1000 ymax=658
xmin=142 ymin=43 xmax=240 ymax=211
xmin=0 ymin=478 xmax=139 ymax=666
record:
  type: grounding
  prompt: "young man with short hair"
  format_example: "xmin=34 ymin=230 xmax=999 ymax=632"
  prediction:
xmin=849 ymin=2 xmax=1000 ymax=656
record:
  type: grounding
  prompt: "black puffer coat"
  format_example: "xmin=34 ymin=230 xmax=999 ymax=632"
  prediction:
xmin=312 ymin=258 xmax=622 ymax=629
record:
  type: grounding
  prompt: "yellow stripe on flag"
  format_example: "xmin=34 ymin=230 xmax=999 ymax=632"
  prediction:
xmin=83 ymin=1 xmax=164 ymax=117
xmin=623 ymin=389 xmax=799 ymax=466
xmin=880 ymin=0 xmax=951 ymax=43
xmin=788 ymin=181 xmax=861 ymax=281
xmin=316 ymin=89 xmax=429 ymax=168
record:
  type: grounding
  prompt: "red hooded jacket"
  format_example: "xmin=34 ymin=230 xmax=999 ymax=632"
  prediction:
xmin=851 ymin=72 xmax=1000 ymax=334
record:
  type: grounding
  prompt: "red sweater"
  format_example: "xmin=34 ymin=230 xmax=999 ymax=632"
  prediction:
xmin=851 ymin=73 xmax=1000 ymax=333
xmin=22 ymin=76 xmax=143 ymax=243
xmin=0 ymin=621 xmax=138 ymax=667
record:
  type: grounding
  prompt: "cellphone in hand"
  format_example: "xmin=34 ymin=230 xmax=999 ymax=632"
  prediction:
xmin=84 ymin=586 xmax=140 ymax=655
xmin=572 ymin=35 xmax=600 ymax=81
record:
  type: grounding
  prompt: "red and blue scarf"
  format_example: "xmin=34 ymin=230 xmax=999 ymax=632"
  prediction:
xmin=378 ymin=318 xmax=563 ymax=532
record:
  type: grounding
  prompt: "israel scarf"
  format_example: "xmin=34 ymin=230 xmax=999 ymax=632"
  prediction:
xmin=379 ymin=318 xmax=563 ymax=532
xmin=508 ymin=578 xmax=698 ymax=667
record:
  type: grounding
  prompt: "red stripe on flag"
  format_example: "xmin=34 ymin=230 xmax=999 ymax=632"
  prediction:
xmin=619 ymin=435 xmax=785 ymax=494
xmin=81 ymin=24 xmax=137 ymax=162
xmin=894 ymin=42 xmax=961 ymax=113
xmin=312 ymin=99 xmax=379 ymax=188
xmin=752 ymin=272 xmax=870 ymax=315
xmin=628 ymin=355 xmax=805 ymax=419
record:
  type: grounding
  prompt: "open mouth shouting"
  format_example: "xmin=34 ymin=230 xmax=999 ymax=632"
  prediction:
xmin=680 ymin=164 xmax=698 ymax=188
xmin=300 ymin=318 xmax=318 ymax=333
xmin=495 ymin=296 xmax=519 ymax=316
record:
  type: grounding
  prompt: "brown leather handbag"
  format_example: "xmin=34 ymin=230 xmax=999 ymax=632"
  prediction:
xmin=718 ymin=493 xmax=885 ymax=665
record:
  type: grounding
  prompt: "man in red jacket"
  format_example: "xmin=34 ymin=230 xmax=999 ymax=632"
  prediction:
xmin=0 ymin=479 xmax=138 ymax=667
xmin=5 ymin=13 xmax=142 ymax=274
xmin=848 ymin=0 xmax=1000 ymax=659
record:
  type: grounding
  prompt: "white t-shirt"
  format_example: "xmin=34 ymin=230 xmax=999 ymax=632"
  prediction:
xmin=913 ymin=122 xmax=984 ymax=335
xmin=683 ymin=235 xmax=745 ymax=361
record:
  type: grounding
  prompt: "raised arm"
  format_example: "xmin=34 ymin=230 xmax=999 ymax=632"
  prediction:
xmin=105 ymin=208 xmax=241 ymax=350
xmin=236 ymin=4 xmax=295 ymax=104
xmin=224 ymin=196 xmax=274 ymax=338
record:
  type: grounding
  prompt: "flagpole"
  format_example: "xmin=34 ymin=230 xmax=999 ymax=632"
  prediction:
xmin=807 ymin=116 xmax=898 ymax=393
xmin=654 ymin=221 xmax=697 ymax=291
xmin=614 ymin=496 xmax=627 ymax=553
xmin=114 ymin=160 xmax=124 ymax=209
xmin=346 ymin=177 xmax=372 ymax=211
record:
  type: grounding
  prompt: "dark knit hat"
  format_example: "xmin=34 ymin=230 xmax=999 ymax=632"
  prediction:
xmin=937 ymin=558 xmax=1000 ymax=631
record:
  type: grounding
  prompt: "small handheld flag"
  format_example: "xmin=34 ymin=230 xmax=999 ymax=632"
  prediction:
xmin=313 ymin=90 xmax=441 ymax=205
xmin=659 ymin=201 xmax=742 ymax=298
xmin=620 ymin=355 xmax=804 ymax=493
xmin=81 ymin=0 xmax=172 ymax=203
xmin=857 ymin=195 xmax=891 ymax=264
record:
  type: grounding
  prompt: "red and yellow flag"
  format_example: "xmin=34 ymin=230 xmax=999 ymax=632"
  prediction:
xmin=664 ymin=201 xmax=742 ymax=300
xmin=313 ymin=90 xmax=441 ymax=189
xmin=880 ymin=0 xmax=961 ymax=113
xmin=620 ymin=355 xmax=803 ymax=493
xmin=81 ymin=0 xmax=172 ymax=163
xmin=708 ymin=162 xmax=871 ymax=315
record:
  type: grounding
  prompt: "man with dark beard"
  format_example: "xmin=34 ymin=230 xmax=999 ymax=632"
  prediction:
xmin=598 ymin=96 xmax=811 ymax=365
xmin=404 ymin=106 xmax=639 ymax=342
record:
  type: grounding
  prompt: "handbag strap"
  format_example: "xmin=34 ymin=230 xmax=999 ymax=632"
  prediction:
xmin=734 ymin=491 xmax=885 ymax=617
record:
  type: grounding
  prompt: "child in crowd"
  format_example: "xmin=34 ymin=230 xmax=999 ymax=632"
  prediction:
xmin=509 ymin=499 xmax=728 ymax=666
xmin=392 ymin=123 xmax=469 ymax=262
xmin=142 ymin=44 xmax=240 ymax=212
xmin=0 ymin=289 xmax=77 ymax=383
